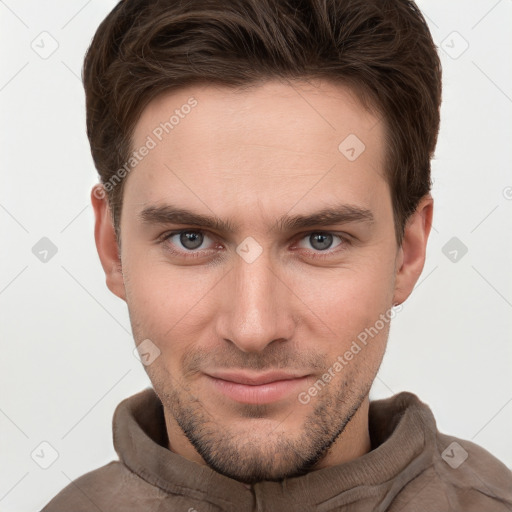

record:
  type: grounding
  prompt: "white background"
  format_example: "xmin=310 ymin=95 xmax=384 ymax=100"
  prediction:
xmin=1 ymin=1 xmax=511 ymax=510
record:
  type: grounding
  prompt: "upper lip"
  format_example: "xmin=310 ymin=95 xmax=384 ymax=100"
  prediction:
xmin=206 ymin=371 xmax=309 ymax=386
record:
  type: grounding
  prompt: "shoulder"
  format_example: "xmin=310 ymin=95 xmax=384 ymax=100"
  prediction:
xmin=40 ymin=460 xmax=166 ymax=512
xmin=40 ymin=461 xmax=125 ymax=511
xmin=419 ymin=433 xmax=512 ymax=511
xmin=372 ymin=392 xmax=512 ymax=510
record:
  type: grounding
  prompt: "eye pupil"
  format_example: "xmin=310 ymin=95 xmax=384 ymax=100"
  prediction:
xmin=180 ymin=231 xmax=203 ymax=250
xmin=310 ymin=233 xmax=333 ymax=251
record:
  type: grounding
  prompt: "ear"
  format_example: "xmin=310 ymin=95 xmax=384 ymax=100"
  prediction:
xmin=393 ymin=194 xmax=433 ymax=305
xmin=91 ymin=184 xmax=126 ymax=301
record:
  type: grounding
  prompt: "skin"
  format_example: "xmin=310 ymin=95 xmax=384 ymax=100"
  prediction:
xmin=92 ymin=79 xmax=433 ymax=484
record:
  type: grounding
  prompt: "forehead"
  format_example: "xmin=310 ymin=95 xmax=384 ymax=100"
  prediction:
xmin=125 ymin=79 xmax=388 ymax=220
xmin=132 ymin=79 xmax=381 ymax=159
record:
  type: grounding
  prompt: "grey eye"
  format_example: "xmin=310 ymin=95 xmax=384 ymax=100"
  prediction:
xmin=308 ymin=233 xmax=334 ymax=251
xmin=179 ymin=231 xmax=204 ymax=250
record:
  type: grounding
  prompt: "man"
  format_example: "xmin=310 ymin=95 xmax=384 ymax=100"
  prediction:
xmin=42 ymin=0 xmax=512 ymax=510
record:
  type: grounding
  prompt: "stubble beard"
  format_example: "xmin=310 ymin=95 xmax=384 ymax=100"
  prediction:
xmin=155 ymin=372 xmax=369 ymax=484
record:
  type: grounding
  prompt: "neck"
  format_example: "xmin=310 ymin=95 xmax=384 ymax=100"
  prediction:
xmin=312 ymin=394 xmax=371 ymax=470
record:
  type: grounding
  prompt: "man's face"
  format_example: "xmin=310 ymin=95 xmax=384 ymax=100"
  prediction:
xmin=115 ymin=80 xmax=403 ymax=482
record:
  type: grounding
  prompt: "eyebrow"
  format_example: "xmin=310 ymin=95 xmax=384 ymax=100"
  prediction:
xmin=138 ymin=203 xmax=374 ymax=234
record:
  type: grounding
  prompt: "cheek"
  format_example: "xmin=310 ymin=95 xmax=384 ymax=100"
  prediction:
xmin=293 ymin=260 xmax=394 ymax=326
xmin=123 ymin=234 xmax=397 ymax=355
xmin=286 ymin=258 xmax=396 ymax=372
xmin=123 ymin=253 xmax=220 ymax=340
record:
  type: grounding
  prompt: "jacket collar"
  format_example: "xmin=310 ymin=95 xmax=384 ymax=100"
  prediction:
xmin=113 ymin=388 xmax=437 ymax=511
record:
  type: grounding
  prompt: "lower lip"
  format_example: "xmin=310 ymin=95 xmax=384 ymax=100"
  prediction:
xmin=206 ymin=375 xmax=310 ymax=404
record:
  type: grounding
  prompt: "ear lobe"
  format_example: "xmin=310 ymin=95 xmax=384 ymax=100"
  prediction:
xmin=393 ymin=195 xmax=433 ymax=306
xmin=91 ymin=185 xmax=126 ymax=301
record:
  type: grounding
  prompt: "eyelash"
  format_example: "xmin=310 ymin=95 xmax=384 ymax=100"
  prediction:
xmin=158 ymin=229 xmax=352 ymax=261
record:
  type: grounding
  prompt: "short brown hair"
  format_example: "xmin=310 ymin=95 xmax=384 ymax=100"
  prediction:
xmin=83 ymin=0 xmax=442 ymax=244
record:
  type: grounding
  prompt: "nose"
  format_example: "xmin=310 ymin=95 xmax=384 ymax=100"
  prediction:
xmin=216 ymin=248 xmax=296 ymax=353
